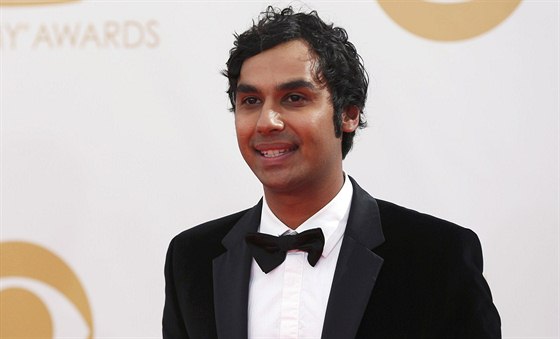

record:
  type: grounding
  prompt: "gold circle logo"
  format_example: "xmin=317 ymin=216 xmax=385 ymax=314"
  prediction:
xmin=0 ymin=241 xmax=94 ymax=338
xmin=377 ymin=0 xmax=522 ymax=41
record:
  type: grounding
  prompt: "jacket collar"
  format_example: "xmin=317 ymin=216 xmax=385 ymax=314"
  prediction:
xmin=212 ymin=200 xmax=261 ymax=339
xmin=212 ymin=176 xmax=386 ymax=339
xmin=321 ymin=176 xmax=385 ymax=339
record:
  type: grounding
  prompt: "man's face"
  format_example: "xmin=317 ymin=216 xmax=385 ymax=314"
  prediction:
xmin=234 ymin=39 xmax=355 ymax=196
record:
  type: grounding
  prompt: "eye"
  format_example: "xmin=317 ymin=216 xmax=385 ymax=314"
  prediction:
xmin=284 ymin=93 xmax=307 ymax=106
xmin=241 ymin=96 xmax=261 ymax=105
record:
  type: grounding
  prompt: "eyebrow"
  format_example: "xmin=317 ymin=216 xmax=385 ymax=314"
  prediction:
xmin=236 ymin=84 xmax=258 ymax=94
xmin=236 ymin=79 xmax=317 ymax=94
xmin=277 ymin=80 xmax=317 ymax=91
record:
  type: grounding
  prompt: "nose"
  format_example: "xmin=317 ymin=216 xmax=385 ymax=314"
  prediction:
xmin=256 ymin=106 xmax=284 ymax=134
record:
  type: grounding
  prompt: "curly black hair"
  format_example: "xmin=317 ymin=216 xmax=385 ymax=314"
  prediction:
xmin=223 ymin=6 xmax=369 ymax=158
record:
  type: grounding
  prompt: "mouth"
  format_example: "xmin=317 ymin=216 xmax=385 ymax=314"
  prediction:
xmin=255 ymin=145 xmax=298 ymax=158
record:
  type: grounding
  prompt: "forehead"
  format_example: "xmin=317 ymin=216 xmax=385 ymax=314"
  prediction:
xmin=238 ymin=39 xmax=319 ymax=87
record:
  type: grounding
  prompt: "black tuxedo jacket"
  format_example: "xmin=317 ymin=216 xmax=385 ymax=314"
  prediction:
xmin=163 ymin=178 xmax=501 ymax=338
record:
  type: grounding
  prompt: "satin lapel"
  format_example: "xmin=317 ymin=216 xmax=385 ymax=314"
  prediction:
xmin=322 ymin=177 xmax=385 ymax=339
xmin=213 ymin=200 xmax=262 ymax=339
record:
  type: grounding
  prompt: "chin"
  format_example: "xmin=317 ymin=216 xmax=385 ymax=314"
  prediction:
xmin=254 ymin=173 xmax=287 ymax=190
xmin=260 ymin=177 xmax=306 ymax=195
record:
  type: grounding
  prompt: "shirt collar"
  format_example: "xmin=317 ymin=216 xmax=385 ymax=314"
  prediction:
xmin=260 ymin=173 xmax=353 ymax=258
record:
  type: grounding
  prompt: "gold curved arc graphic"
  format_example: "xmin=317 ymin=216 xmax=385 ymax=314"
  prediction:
xmin=378 ymin=0 xmax=522 ymax=41
xmin=0 ymin=241 xmax=93 ymax=338
xmin=0 ymin=0 xmax=78 ymax=5
xmin=1 ymin=287 xmax=53 ymax=337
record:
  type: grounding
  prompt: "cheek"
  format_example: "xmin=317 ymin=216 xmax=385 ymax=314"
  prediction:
xmin=234 ymin=117 xmax=255 ymax=156
xmin=234 ymin=116 xmax=252 ymax=139
xmin=304 ymin=109 xmax=336 ymax=138
xmin=303 ymin=111 xmax=342 ymax=154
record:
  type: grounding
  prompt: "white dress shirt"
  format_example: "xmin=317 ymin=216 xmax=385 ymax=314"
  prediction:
xmin=248 ymin=175 xmax=353 ymax=339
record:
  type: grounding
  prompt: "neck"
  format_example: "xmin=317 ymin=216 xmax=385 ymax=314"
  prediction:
xmin=264 ymin=172 xmax=345 ymax=229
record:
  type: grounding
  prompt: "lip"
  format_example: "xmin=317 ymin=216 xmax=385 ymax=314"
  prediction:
xmin=254 ymin=143 xmax=298 ymax=160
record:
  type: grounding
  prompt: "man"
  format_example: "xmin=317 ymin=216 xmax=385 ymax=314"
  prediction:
xmin=163 ymin=7 xmax=500 ymax=339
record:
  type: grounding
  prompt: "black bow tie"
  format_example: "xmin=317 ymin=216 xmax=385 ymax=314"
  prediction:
xmin=245 ymin=228 xmax=325 ymax=273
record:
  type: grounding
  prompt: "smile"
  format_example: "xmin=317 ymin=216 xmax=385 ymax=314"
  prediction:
xmin=258 ymin=146 xmax=297 ymax=158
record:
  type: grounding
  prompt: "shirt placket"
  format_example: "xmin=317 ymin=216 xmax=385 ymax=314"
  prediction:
xmin=279 ymin=251 xmax=304 ymax=338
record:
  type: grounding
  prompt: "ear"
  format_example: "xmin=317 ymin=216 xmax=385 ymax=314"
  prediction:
xmin=342 ymin=105 xmax=360 ymax=133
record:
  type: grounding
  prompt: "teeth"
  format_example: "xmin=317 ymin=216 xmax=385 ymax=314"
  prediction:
xmin=261 ymin=149 xmax=289 ymax=158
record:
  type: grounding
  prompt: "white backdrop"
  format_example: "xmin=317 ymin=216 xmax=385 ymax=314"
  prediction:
xmin=1 ymin=1 xmax=558 ymax=338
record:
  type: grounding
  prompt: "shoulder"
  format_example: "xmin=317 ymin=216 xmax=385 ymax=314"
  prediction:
xmin=376 ymin=199 xmax=479 ymax=242
xmin=167 ymin=208 xmax=251 ymax=260
xmin=349 ymin=176 xmax=478 ymax=247
xmin=365 ymin=201 xmax=500 ymax=336
xmin=374 ymin=199 xmax=482 ymax=266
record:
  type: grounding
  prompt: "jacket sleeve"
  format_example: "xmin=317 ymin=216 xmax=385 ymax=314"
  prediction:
xmin=162 ymin=238 xmax=190 ymax=338
xmin=452 ymin=229 xmax=501 ymax=338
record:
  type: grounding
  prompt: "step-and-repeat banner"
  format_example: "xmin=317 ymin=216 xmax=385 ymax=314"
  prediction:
xmin=1 ymin=1 xmax=558 ymax=337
